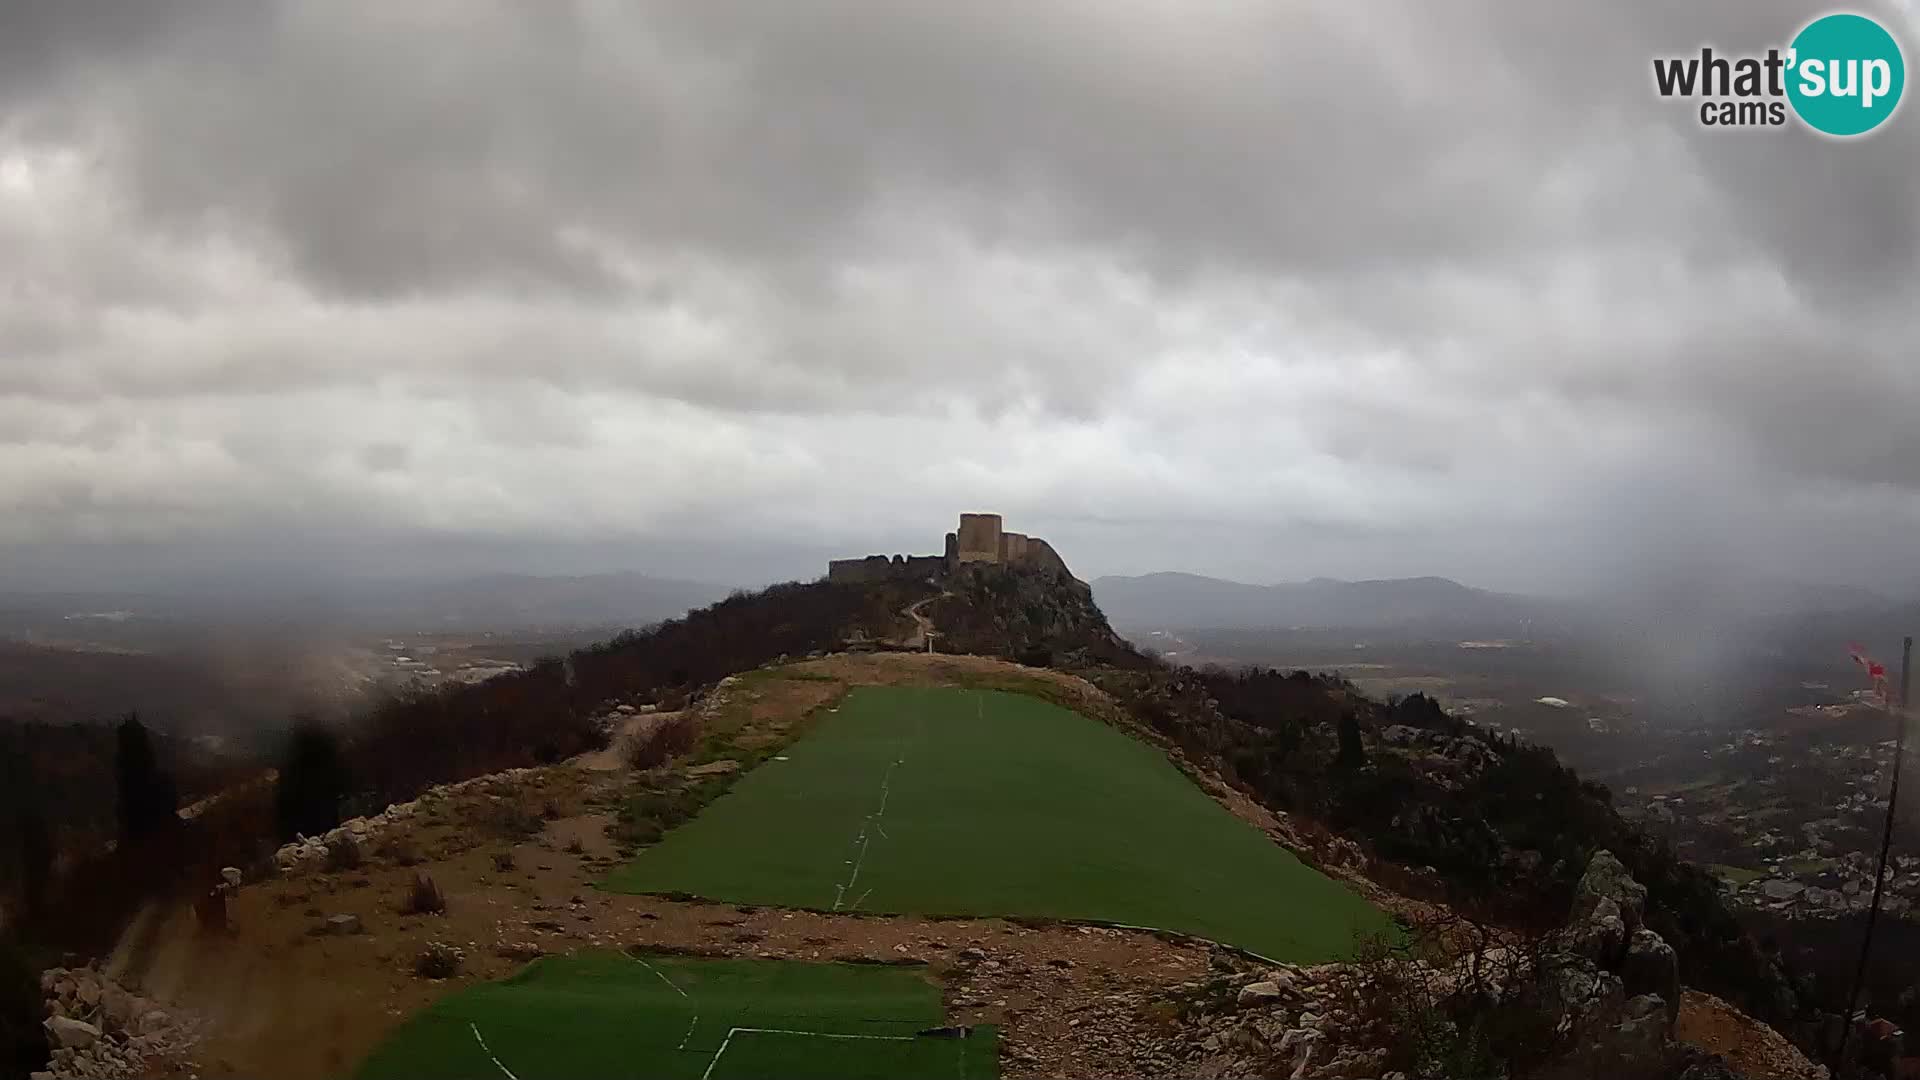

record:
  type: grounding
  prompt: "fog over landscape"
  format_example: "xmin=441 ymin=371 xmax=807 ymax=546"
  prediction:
xmin=3 ymin=0 xmax=1919 ymax=598
xmin=12 ymin=6 xmax=1920 ymax=1079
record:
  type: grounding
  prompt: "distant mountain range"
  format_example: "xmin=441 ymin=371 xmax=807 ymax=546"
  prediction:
xmin=1090 ymin=572 xmax=1538 ymax=632
xmin=0 ymin=572 xmax=732 ymax=634
xmin=350 ymin=572 xmax=729 ymax=629
xmin=1090 ymin=569 xmax=1908 ymax=650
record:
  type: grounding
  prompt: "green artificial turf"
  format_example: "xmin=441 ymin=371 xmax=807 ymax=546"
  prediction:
xmin=603 ymin=686 xmax=1394 ymax=962
xmin=356 ymin=950 xmax=996 ymax=1080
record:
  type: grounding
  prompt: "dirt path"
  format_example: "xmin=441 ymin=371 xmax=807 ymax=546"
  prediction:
xmin=576 ymin=710 xmax=675 ymax=771
xmin=898 ymin=591 xmax=949 ymax=649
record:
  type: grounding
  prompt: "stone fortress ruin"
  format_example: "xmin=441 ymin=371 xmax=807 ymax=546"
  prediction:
xmin=827 ymin=512 xmax=1077 ymax=584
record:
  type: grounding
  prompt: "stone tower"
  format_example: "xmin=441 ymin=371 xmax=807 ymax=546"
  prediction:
xmin=955 ymin=513 xmax=1004 ymax=564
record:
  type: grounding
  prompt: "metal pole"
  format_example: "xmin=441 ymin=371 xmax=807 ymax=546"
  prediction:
xmin=1834 ymin=635 xmax=1910 ymax=1073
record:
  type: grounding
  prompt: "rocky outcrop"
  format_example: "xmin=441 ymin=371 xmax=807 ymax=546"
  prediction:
xmin=270 ymin=765 xmax=545 ymax=872
xmin=1563 ymin=854 xmax=1673 ymax=1027
xmin=1130 ymin=853 xmax=1714 ymax=1080
xmin=35 ymin=965 xmax=196 ymax=1080
xmin=1572 ymin=849 xmax=1648 ymax=931
xmin=1622 ymin=928 xmax=1681 ymax=1024
xmin=1141 ymin=956 xmax=1383 ymax=1080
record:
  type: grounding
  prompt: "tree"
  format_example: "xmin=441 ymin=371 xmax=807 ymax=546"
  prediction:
xmin=1336 ymin=711 xmax=1368 ymax=770
xmin=276 ymin=724 xmax=349 ymax=841
xmin=0 ymin=938 xmax=47 ymax=1080
xmin=114 ymin=715 xmax=178 ymax=844
xmin=15 ymin=807 xmax=50 ymax=921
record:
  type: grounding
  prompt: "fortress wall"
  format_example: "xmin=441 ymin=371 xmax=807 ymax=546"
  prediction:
xmin=1023 ymin=537 xmax=1073 ymax=578
xmin=956 ymin=513 xmax=1004 ymax=564
xmin=828 ymin=554 xmax=947 ymax=584
xmin=828 ymin=514 xmax=1078 ymax=584
xmin=1000 ymin=532 xmax=1030 ymax=563
xmin=828 ymin=556 xmax=896 ymax=584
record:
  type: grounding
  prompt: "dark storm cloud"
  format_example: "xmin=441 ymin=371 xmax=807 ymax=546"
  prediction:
xmin=1 ymin=0 xmax=1917 ymax=591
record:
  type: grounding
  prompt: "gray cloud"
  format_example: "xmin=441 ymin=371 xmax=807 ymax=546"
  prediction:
xmin=1 ymin=0 xmax=1917 ymax=594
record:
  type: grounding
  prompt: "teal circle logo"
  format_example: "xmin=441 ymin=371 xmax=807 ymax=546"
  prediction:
xmin=1787 ymin=12 xmax=1906 ymax=136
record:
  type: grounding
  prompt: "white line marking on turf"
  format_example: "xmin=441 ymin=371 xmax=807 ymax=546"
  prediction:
xmin=469 ymin=1023 xmax=521 ymax=1080
xmin=628 ymin=952 xmax=691 ymax=998
xmin=832 ymin=757 xmax=898 ymax=910
xmin=628 ymin=952 xmax=700 ymax=1050
xmin=700 ymin=1026 xmax=915 ymax=1080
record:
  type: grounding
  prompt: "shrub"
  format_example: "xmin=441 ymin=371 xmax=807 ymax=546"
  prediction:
xmin=626 ymin=713 xmax=700 ymax=771
xmin=401 ymin=873 xmax=446 ymax=916
xmin=564 ymin=838 xmax=585 ymax=855
xmin=414 ymin=942 xmax=464 ymax=979
xmin=490 ymin=851 xmax=516 ymax=872
xmin=618 ymin=818 xmax=664 ymax=846
xmin=491 ymin=803 xmax=544 ymax=841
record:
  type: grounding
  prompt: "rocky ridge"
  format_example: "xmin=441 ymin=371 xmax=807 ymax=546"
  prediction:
xmin=33 ymin=964 xmax=196 ymax=1080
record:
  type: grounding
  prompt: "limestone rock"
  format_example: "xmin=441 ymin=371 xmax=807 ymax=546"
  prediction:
xmin=1570 ymin=895 xmax=1627 ymax=966
xmin=220 ymin=866 xmax=244 ymax=888
xmin=1620 ymin=929 xmax=1679 ymax=1025
xmin=325 ymin=913 xmax=364 ymax=935
xmin=1237 ymin=980 xmax=1284 ymax=1005
xmin=1571 ymin=850 xmax=1647 ymax=930
xmin=98 ymin=986 xmax=137 ymax=1032
xmin=45 ymin=1016 xmax=101 ymax=1049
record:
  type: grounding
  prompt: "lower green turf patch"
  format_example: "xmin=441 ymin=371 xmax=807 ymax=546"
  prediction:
xmin=356 ymin=950 xmax=996 ymax=1080
xmin=603 ymin=686 xmax=1395 ymax=962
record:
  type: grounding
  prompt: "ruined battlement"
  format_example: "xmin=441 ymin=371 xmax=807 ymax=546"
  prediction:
xmin=825 ymin=553 xmax=948 ymax=584
xmin=826 ymin=512 xmax=1077 ymax=584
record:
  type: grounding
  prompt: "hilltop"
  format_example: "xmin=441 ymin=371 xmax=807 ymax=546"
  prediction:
xmin=5 ymin=518 xmax=1836 ymax=1080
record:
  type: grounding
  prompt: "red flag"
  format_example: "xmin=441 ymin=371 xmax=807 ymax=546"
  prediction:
xmin=1850 ymin=644 xmax=1893 ymax=705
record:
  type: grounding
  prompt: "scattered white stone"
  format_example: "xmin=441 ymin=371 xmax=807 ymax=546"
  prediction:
xmin=45 ymin=1017 xmax=100 ymax=1050
xmin=1237 ymin=980 xmax=1284 ymax=1005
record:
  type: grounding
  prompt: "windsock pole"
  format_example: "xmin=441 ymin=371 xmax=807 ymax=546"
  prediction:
xmin=1834 ymin=635 xmax=1911 ymax=1071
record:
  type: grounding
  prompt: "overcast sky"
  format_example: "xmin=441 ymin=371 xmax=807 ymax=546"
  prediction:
xmin=3 ymin=1 xmax=1918 ymax=595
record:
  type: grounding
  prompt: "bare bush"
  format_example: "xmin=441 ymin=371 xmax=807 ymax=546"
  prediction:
xmin=491 ymin=803 xmax=544 ymax=841
xmin=490 ymin=850 xmax=515 ymax=872
xmin=414 ymin=942 xmax=463 ymax=979
xmin=1313 ymin=911 xmax=1566 ymax=1080
xmin=625 ymin=713 xmax=700 ymax=771
xmin=400 ymin=872 xmax=446 ymax=916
